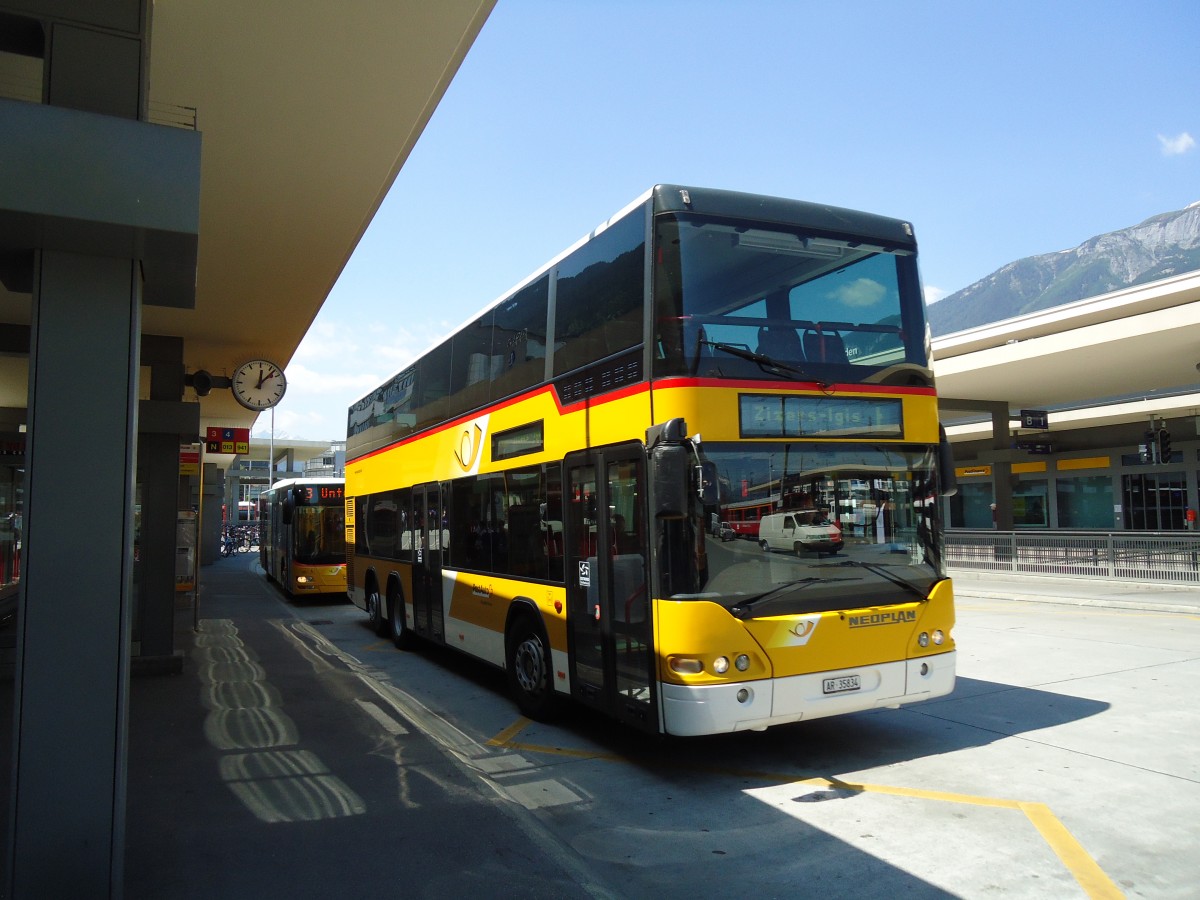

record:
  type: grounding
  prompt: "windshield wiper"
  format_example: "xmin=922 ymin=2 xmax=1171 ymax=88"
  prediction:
xmin=700 ymin=340 xmax=817 ymax=381
xmin=728 ymin=578 xmax=822 ymax=618
xmin=835 ymin=559 xmax=929 ymax=601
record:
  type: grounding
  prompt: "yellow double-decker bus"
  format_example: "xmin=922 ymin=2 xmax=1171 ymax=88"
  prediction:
xmin=259 ymin=477 xmax=347 ymax=597
xmin=345 ymin=185 xmax=957 ymax=736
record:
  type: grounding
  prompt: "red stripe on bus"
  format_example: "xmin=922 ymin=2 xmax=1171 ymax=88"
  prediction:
xmin=650 ymin=376 xmax=936 ymax=396
xmin=349 ymin=376 xmax=933 ymax=462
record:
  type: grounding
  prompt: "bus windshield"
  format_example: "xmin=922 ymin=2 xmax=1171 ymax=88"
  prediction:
xmin=292 ymin=504 xmax=345 ymax=566
xmin=653 ymin=214 xmax=929 ymax=380
xmin=682 ymin=442 xmax=943 ymax=616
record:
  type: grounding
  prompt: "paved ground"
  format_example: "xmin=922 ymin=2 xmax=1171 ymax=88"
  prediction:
xmin=950 ymin=569 xmax=1200 ymax=614
xmin=125 ymin=555 xmax=597 ymax=899
xmin=120 ymin=557 xmax=1200 ymax=898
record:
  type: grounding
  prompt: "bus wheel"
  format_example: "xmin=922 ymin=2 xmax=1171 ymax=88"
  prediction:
xmin=388 ymin=587 xmax=412 ymax=650
xmin=506 ymin=617 xmax=559 ymax=721
xmin=366 ymin=585 xmax=387 ymax=637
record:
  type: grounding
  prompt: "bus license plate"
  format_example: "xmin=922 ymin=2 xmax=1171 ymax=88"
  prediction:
xmin=823 ymin=675 xmax=861 ymax=694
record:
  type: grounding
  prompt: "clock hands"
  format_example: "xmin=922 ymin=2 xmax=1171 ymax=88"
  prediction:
xmin=254 ymin=366 xmax=278 ymax=390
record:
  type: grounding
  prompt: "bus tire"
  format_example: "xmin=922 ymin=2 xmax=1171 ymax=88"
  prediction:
xmin=505 ymin=613 xmax=560 ymax=721
xmin=366 ymin=580 xmax=387 ymax=637
xmin=388 ymin=583 xmax=413 ymax=650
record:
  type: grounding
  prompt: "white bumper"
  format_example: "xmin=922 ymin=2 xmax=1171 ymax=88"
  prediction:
xmin=660 ymin=650 xmax=956 ymax=736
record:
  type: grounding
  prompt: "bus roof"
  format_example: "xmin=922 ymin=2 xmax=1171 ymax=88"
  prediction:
xmin=346 ymin=184 xmax=918 ymax=416
xmin=651 ymin=185 xmax=917 ymax=250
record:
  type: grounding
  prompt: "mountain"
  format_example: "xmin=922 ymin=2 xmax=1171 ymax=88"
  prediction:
xmin=927 ymin=201 xmax=1200 ymax=336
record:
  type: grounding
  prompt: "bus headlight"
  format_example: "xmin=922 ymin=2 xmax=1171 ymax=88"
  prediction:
xmin=932 ymin=629 xmax=945 ymax=645
xmin=918 ymin=632 xmax=929 ymax=648
xmin=296 ymin=576 xmax=311 ymax=584
xmin=669 ymin=657 xmax=704 ymax=675
xmin=713 ymin=656 xmax=730 ymax=674
xmin=735 ymin=654 xmax=750 ymax=671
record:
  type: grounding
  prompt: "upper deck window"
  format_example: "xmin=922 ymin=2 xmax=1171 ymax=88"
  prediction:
xmin=652 ymin=215 xmax=930 ymax=382
xmin=552 ymin=209 xmax=646 ymax=377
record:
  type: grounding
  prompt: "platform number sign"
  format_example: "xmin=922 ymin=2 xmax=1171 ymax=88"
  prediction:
xmin=1020 ymin=409 xmax=1048 ymax=430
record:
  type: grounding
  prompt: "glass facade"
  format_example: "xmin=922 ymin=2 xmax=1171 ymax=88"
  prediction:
xmin=1056 ymin=476 xmax=1114 ymax=529
xmin=1123 ymin=472 xmax=1186 ymax=530
xmin=950 ymin=459 xmax=1200 ymax=532
xmin=949 ymin=481 xmax=993 ymax=529
xmin=1013 ymin=480 xmax=1048 ymax=527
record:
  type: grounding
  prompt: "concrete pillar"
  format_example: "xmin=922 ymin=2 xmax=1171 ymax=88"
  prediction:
xmin=991 ymin=406 xmax=1015 ymax=530
xmin=12 ymin=250 xmax=141 ymax=895
xmin=1 ymin=4 xmax=198 ymax=895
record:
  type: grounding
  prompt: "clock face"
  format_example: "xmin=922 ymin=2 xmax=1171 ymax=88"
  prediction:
xmin=231 ymin=359 xmax=287 ymax=410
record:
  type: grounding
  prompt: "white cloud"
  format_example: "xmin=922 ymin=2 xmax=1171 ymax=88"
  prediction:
xmin=924 ymin=285 xmax=948 ymax=305
xmin=1157 ymin=132 xmax=1196 ymax=156
xmin=259 ymin=317 xmax=451 ymax=442
xmin=831 ymin=277 xmax=886 ymax=308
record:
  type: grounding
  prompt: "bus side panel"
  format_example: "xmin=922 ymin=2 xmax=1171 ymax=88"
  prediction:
xmin=580 ymin=389 xmax=652 ymax=450
xmin=443 ymin=569 xmax=569 ymax=670
xmin=346 ymin=553 xmax=398 ymax=611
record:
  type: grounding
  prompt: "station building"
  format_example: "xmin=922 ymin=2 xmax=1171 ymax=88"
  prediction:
xmin=935 ymin=269 xmax=1200 ymax=533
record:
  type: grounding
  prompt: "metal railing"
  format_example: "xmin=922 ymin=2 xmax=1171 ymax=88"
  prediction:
xmin=945 ymin=529 xmax=1200 ymax=584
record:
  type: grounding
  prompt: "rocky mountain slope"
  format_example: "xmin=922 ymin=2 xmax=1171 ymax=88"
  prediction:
xmin=927 ymin=201 xmax=1200 ymax=336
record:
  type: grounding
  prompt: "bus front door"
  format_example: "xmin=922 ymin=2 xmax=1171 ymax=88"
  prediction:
xmin=565 ymin=446 xmax=656 ymax=732
xmin=412 ymin=483 xmax=444 ymax=643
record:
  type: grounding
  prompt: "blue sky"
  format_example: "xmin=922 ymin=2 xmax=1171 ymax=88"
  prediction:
xmin=266 ymin=0 xmax=1199 ymax=441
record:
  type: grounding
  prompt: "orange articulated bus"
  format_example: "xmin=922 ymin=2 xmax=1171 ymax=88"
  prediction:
xmin=344 ymin=185 xmax=957 ymax=736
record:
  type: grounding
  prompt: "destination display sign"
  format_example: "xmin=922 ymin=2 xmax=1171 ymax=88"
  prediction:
xmin=739 ymin=394 xmax=903 ymax=439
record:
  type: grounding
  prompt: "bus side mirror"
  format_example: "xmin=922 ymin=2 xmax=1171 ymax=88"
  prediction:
xmin=939 ymin=426 xmax=958 ymax=498
xmin=652 ymin=444 xmax=689 ymax=518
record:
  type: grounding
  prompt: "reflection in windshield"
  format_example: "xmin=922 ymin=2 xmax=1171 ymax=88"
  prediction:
xmin=672 ymin=442 xmax=943 ymax=616
xmin=653 ymin=214 xmax=929 ymax=382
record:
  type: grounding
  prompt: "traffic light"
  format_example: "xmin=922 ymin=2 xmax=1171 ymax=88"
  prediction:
xmin=1158 ymin=428 xmax=1172 ymax=462
xmin=1143 ymin=430 xmax=1156 ymax=463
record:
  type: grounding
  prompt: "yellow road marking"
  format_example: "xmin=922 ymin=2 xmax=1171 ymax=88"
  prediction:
xmin=1021 ymin=802 xmax=1125 ymax=899
xmin=490 ymin=721 xmax=1124 ymax=898
xmin=486 ymin=717 xmax=534 ymax=747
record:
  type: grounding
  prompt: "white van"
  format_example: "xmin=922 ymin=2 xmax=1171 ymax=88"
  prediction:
xmin=758 ymin=510 xmax=843 ymax=555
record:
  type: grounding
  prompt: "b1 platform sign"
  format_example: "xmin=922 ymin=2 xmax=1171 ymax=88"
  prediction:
xmin=1019 ymin=409 xmax=1049 ymax=430
xmin=205 ymin=426 xmax=250 ymax=454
